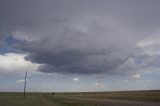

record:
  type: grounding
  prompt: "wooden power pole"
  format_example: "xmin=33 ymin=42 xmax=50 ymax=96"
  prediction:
xmin=24 ymin=71 xmax=27 ymax=99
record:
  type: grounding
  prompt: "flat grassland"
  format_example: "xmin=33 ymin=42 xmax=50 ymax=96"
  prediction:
xmin=0 ymin=90 xmax=160 ymax=106
xmin=56 ymin=90 xmax=160 ymax=102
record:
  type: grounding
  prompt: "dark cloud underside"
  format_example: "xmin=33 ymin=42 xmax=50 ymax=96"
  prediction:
xmin=1 ymin=0 xmax=160 ymax=75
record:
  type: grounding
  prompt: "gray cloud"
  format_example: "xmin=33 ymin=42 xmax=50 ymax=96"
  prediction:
xmin=1 ymin=0 xmax=160 ymax=76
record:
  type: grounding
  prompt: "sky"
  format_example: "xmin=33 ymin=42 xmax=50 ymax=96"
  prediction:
xmin=0 ymin=0 xmax=160 ymax=92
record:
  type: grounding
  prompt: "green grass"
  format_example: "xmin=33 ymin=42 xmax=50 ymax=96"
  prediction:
xmin=0 ymin=96 xmax=39 ymax=106
xmin=44 ymin=96 xmax=96 ymax=106
xmin=0 ymin=93 xmax=96 ymax=106
xmin=0 ymin=93 xmax=93 ymax=106
xmin=0 ymin=90 xmax=160 ymax=106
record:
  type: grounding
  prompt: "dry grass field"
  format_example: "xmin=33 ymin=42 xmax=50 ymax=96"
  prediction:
xmin=0 ymin=90 xmax=160 ymax=106
xmin=55 ymin=90 xmax=160 ymax=102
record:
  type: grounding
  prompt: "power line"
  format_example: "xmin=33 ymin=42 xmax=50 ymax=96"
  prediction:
xmin=24 ymin=71 xmax=27 ymax=99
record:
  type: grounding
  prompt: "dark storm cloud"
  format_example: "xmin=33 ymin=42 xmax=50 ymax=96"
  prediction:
xmin=1 ymin=0 xmax=160 ymax=75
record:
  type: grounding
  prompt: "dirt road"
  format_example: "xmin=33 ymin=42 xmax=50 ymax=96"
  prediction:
xmin=60 ymin=96 xmax=160 ymax=106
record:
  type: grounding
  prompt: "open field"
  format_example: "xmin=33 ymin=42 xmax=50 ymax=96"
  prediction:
xmin=54 ymin=90 xmax=160 ymax=102
xmin=0 ymin=90 xmax=160 ymax=106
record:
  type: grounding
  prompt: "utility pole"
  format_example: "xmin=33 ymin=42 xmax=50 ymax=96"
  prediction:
xmin=24 ymin=71 xmax=27 ymax=99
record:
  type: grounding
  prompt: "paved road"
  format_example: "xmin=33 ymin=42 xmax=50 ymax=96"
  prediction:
xmin=60 ymin=96 xmax=160 ymax=106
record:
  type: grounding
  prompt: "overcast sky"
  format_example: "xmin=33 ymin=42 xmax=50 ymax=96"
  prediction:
xmin=0 ymin=0 xmax=160 ymax=92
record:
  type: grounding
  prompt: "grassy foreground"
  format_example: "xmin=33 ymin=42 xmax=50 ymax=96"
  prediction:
xmin=55 ymin=90 xmax=160 ymax=102
xmin=0 ymin=93 xmax=96 ymax=106
xmin=0 ymin=90 xmax=160 ymax=106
